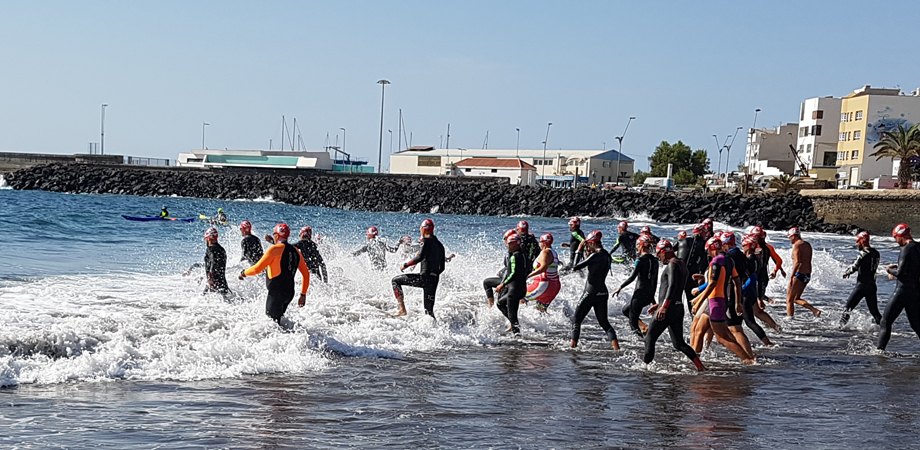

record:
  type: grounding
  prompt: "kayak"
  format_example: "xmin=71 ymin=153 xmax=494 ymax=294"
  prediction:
xmin=199 ymin=214 xmax=229 ymax=225
xmin=122 ymin=215 xmax=196 ymax=222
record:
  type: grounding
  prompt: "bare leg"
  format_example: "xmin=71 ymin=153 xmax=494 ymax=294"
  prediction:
xmin=794 ymin=298 xmax=822 ymax=317
xmin=755 ymin=302 xmax=781 ymax=332
xmin=711 ymin=321 xmax=755 ymax=363
xmin=690 ymin=310 xmax=711 ymax=353
xmin=393 ymin=294 xmax=408 ymax=316
xmin=730 ymin=325 xmax=756 ymax=359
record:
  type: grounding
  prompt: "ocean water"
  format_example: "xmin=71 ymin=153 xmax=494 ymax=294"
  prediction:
xmin=1 ymin=188 xmax=919 ymax=449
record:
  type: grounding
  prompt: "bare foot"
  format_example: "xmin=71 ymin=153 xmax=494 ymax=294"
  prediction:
xmin=611 ymin=340 xmax=620 ymax=350
xmin=505 ymin=325 xmax=513 ymax=332
xmin=487 ymin=298 xmax=494 ymax=308
xmin=762 ymin=338 xmax=774 ymax=346
xmin=392 ymin=310 xmax=407 ymax=317
xmin=570 ymin=339 xmax=578 ymax=348
xmin=638 ymin=321 xmax=648 ymax=335
xmin=743 ymin=358 xmax=756 ymax=364
xmin=813 ymin=310 xmax=822 ymax=318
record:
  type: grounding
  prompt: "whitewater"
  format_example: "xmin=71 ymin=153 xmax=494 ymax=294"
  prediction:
xmin=1 ymin=188 xmax=919 ymax=449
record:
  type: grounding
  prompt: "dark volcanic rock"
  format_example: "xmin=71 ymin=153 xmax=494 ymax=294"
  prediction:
xmin=4 ymin=163 xmax=857 ymax=233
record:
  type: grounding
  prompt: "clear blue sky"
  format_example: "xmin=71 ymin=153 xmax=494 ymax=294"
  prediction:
xmin=1 ymin=1 xmax=916 ymax=171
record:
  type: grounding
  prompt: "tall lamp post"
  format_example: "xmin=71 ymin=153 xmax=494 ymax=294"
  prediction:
xmin=725 ymin=126 xmax=743 ymax=188
xmin=100 ymin=104 xmax=108 ymax=155
xmin=202 ymin=122 xmax=209 ymax=149
xmin=376 ymin=79 xmax=390 ymax=173
xmin=515 ymin=127 xmax=520 ymax=159
xmin=340 ymin=127 xmax=348 ymax=172
xmin=614 ymin=116 xmax=636 ymax=185
xmin=388 ymin=130 xmax=393 ymax=154
xmin=541 ymin=122 xmax=553 ymax=182
xmin=748 ymin=109 xmax=761 ymax=173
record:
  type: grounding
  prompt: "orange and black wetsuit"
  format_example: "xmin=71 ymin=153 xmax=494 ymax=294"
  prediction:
xmin=244 ymin=242 xmax=310 ymax=323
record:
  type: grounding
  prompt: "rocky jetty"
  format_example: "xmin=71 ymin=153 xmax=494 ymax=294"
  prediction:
xmin=5 ymin=163 xmax=857 ymax=233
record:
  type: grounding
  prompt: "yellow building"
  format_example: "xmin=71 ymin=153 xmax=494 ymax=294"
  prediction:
xmin=837 ymin=85 xmax=920 ymax=185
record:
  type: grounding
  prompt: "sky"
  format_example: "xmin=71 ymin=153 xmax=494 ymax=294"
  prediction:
xmin=2 ymin=1 xmax=918 ymax=171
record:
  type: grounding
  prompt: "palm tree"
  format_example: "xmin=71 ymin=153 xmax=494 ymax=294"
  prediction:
xmin=870 ymin=123 xmax=920 ymax=189
xmin=770 ymin=174 xmax=799 ymax=193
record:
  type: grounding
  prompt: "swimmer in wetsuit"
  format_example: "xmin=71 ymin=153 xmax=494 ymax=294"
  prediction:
xmin=239 ymin=221 xmax=264 ymax=267
xmin=738 ymin=234 xmax=774 ymax=345
xmin=679 ymin=224 xmax=709 ymax=314
xmin=614 ymin=234 xmax=658 ymax=339
xmin=877 ymin=223 xmax=920 ymax=350
xmin=483 ymin=229 xmax=516 ymax=308
xmin=690 ymin=237 xmax=754 ymax=363
xmin=639 ymin=226 xmax=660 ymax=246
xmin=753 ymin=226 xmax=786 ymax=304
xmin=392 ymin=219 xmax=446 ymax=318
xmin=516 ymin=220 xmax=541 ymax=267
xmin=611 ymin=221 xmax=640 ymax=263
xmin=570 ymin=230 xmax=620 ymax=350
xmin=560 ymin=216 xmax=586 ymax=268
xmin=785 ymin=227 xmax=821 ymax=318
xmin=239 ymin=223 xmax=310 ymax=325
xmin=722 ymin=232 xmax=766 ymax=349
xmin=841 ymin=231 xmax=882 ymax=327
xmin=185 ymin=227 xmax=231 ymax=297
xmin=496 ymin=233 xmax=528 ymax=334
xmin=524 ymin=233 xmax=561 ymax=312
xmin=353 ymin=226 xmax=398 ymax=271
xmin=644 ymin=239 xmax=705 ymax=370
xmin=294 ymin=226 xmax=328 ymax=283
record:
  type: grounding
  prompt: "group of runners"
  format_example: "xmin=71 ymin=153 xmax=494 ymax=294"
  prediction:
xmin=185 ymin=213 xmax=920 ymax=368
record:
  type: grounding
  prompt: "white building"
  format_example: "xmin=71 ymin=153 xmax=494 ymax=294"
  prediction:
xmin=453 ymin=157 xmax=537 ymax=185
xmin=176 ymin=149 xmax=334 ymax=170
xmin=797 ymin=96 xmax=842 ymax=170
xmin=744 ymin=123 xmax=799 ymax=175
xmin=389 ymin=147 xmax=634 ymax=187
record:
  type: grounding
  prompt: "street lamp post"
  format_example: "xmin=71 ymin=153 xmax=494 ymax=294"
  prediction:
xmin=202 ymin=122 xmax=209 ymax=149
xmin=749 ymin=108 xmax=761 ymax=173
xmin=515 ymin=128 xmax=520 ymax=159
xmin=615 ymin=116 xmax=636 ymax=185
xmin=388 ymin=130 xmax=393 ymax=154
xmin=340 ymin=127 xmax=348 ymax=172
xmin=725 ymin=126 xmax=743 ymax=188
xmin=100 ymin=104 xmax=108 ymax=155
xmin=376 ymin=79 xmax=390 ymax=173
xmin=541 ymin=122 xmax=552 ymax=182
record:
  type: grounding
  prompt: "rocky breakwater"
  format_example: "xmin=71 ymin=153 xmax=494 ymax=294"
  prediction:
xmin=6 ymin=163 xmax=857 ymax=233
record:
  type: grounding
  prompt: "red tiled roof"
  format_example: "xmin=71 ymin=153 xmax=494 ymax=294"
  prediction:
xmin=454 ymin=157 xmax=536 ymax=169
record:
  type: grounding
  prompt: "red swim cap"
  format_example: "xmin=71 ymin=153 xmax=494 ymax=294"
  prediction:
xmin=677 ymin=230 xmax=687 ymax=239
xmin=367 ymin=226 xmax=379 ymax=238
xmin=585 ymin=230 xmax=603 ymax=242
xmin=569 ymin=216 xmax=581 ymax=227
xmin=204 ymin=227 xmax=219 ymax=240
xmin=239 ymin=221 xmax=252 ymax=232
xmin=705 ymin=237 xmax=723 ymax=251
xmin=656 ymin=239 xmax=673 ymax=255
xmin=893 ymin=223 xmax=911 ymax=238
xmin=856 ymin=231 xmax=870 ymax=245
xmin=618 ymin=221 xmax=628 ymax=231
xmin=540 ymin=233 xmax=553 ymax=245
xmin=274 ymin=223 xmax=290 ymax=240
xmin=300 ymin=226 xmax=312 ymax=239
xmin=742 ymin=234 xmax=759 ymax=248
xmin=421 ymin=219 xmax=435 ymax=230
xmin=517 ymin=220 xmax=529 ymax=233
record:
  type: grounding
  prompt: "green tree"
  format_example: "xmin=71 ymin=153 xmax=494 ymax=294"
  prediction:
xmin=632 ymin=170 xmax=650 ymax=185
xmin=649 ymin=141 xmax=710 ymax=182
xmin=870 ymin=123 xmax=920 ymax=189
xmin=673 ymin=168 xmax=696 ymax=185
xmin=769 ymin=174 xmax=800 ymax=193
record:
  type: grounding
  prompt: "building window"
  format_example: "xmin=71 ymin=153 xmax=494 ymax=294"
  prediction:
xmin=800 ymin=126 xmax=808 ymax=137
xmin=854 ymin=130 xmax=861 ymax=140
xmin=810 ymin=124 xmax=823 ymax=136
xmin=807 ymin=144 xmax=812 ymax=153
xmin=464 ymin=168 xmax=471 ymax=172
xmin=841 ymin=113 xmax=848 ymax=122
xmin=812 ymin=110 xmax=824 ymax=119
xmin=800 ymin=105 xmax=805 ymax=121
xmin=839 ymin=132 xmax=847 ymax=141
xmin=533 ymin=158 xmax=553 ymax=166
xmin=418 ymin=156 xmax=441 ymax=167
xmin=847 ymin=131 xmax=852 ymax=141
xmin=490 ymin=169 xmax=498 ymax=173
xmin=855 ymin=110 xmax=863 ymax=120
xmin=852 ymin=150 xmax=859 ymax=159
xmin=838 ymin=151 xmax=846 ymax=160
xmin=799 ymin=145 xmax=804 ymax=153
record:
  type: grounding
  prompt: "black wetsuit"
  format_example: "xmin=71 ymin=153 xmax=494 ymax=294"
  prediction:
xmin=496 ymin=249 xmax=528 ymax=333
xmin=520 ymin=233 xmax=540 ymax=267
xmin=571 ymin=248 xmax=618 ymax=344
xmin=725 ymin=247 xmax=748 ymax=328
xmin=643 ymin=257 xmax=698 ymax=364
xmin=611 ymin=230 xmax=640 ymax=262
xmin=241 ymin=235 xmax=264 ymax=266
xmin=483 ymin=253 xmax=510 ymax=301
xmin=204 ymin=243 xmax=230 ymax=295
xmin=680 ymin=234 xmax=707 ymax=313
xmin=568 ymin=229 xmax=586 ymax=268
xmin=756 ymin=239 xmax=779 ymax=300
xmin=294 ymin=239 xmax=328 ymax=283
xmin=841 ymin=247 xmax=881 ymax=326
xmin=878 ymin=241 xmax=920 ymax=350
xmin=354 ymin=238 xmax=397 ymax=271
xmin=266 ymin=243 xmax=301 ymax=322
xmin=619 ymin=253 xmax=658 ymax=338
xmin=392 ymin=235 xmax=446 ymax=317
xmin=728 ymin=247 xmax=769 ymax=340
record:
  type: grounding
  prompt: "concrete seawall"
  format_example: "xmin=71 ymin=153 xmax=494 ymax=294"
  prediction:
xmin=5 ymin=163 xmax=862 ymax=234
xmin=801 ymin=189 xmax=920 ymax=235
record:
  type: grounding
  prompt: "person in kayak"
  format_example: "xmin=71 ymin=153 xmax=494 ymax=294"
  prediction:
xmin=496 ymin=232 xmax=528 ymax=334
xmin=644 ymin=239 xmax=705 ymax=370
xmin=614 ymin=234 xmax=658 ymax=338
xmin=560 ymin=216 xmax=586 ymax=268
xmin=185 ymin=227 xmax=230 ymax=297
xmin=392 ymin=219 xmax=446 ymax=318
xmin=516 ymin=220 xmax=541 ymax=266
xmin=840 ymin=231 xmax=882 ymax=327
xmin=877 ymin=223 xmax=920 ymax=351
xmin=570 ymin=230 xmax=620 ymax=350
xmin=239 ymin=221 xmax=264 ymax=267
xmin=484 ymin=230 xmax=516 ymax=308
xmin=294 ymin=226 xmax=328 ymax=283
xmin=353 ymin=226 xmax=398 ymax=271
xmin=240 ymin=223 xmax=310 ymax=324
xmin=611 ymin=221 xmax=640 ymax=263
xmin=524 ymin=233 xmax=561 ymax=312
xmin=210 ymin=208 xmax=227 ymax=224
xmin=159 ymin=206 xmax=169 ymax=219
